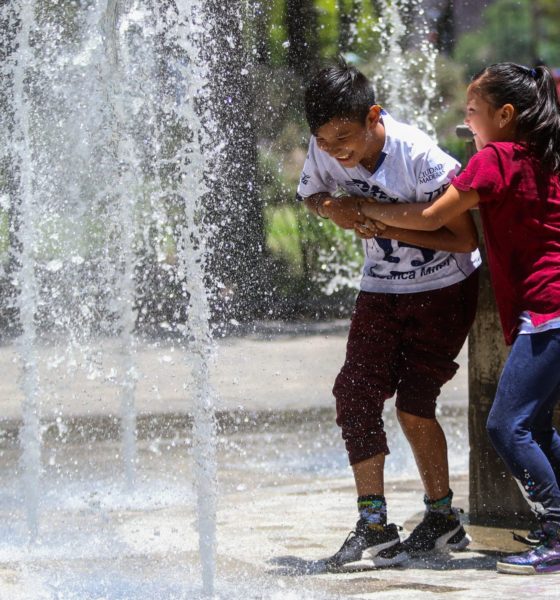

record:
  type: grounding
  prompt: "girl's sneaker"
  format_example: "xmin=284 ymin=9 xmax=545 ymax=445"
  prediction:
xmin=498 ymin=523 xmax=560 ymax=575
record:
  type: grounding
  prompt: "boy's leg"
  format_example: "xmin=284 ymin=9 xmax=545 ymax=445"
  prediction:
xmin=328 ymin=291 xmax=405 ymax=568
xmin=396 ymin=410 xmax=449 ymax=500
xmin=386 ymin=273 xmax=478 ymax=556
xmin=333 ymin=291 xmax=400 ymax=468
xmin=352 ymin=453 xmax=385 ymax=496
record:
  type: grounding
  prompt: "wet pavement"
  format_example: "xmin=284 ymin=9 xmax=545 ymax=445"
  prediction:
xmin=0 ymin=323 xmax=558 ymax=599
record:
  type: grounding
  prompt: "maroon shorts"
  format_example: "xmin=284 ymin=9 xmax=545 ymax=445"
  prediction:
xmin=333 ymin=271 xmax=479 ymax=465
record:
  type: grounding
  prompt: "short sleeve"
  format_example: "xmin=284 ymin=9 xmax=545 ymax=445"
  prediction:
xmin=296 ymin=137 xmax=337 ymax=201
xmin=414 ymin=143 xmax=461 ymax=202
xmin=452 ymin=144 xmax=507 ymax=203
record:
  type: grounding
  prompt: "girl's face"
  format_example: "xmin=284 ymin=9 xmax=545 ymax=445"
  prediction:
xmin=464 ymin=85 xmax=515 ymax=148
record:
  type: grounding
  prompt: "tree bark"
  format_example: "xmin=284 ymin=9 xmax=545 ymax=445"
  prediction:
xmin=254 ymin=1 xmax=271 ymax=64
xmin=339 ymin=0 xmax=361 ymax=54
xmin=286 ymin=0 xmax=318 ymax=77
xmin=203 ymin=0 xmax=268 ymax=322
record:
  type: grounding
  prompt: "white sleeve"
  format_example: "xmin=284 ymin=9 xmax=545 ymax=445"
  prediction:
xmin=296 ymin=137 xmax=337 ymax=201
xmin=415 ymin=144 xmax=461 ymax=202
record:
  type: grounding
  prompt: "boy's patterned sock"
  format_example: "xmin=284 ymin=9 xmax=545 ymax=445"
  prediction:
xmin=424 ymin=489 xmax=453 ymax=515
xmin=357 ymin=494 xmax=387 ymax=530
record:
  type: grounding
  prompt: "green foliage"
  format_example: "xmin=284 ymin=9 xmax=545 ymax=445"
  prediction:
xmin=536 ymin=0 xmax=560 ymax=64
xmin=454 ymin=0 xmax=560 ymax=77
xmin=315 ymin=0 xmax=339 ymax=58
xmin=264 ymin=202 xmax=361 ymax=316
xmin=431 ymin=56 xmax=470 ymax=165
xmin=266 ymin=203 xmax=361 ymax=276
xmin=266 ymin=205 xmax=303 ymax=271
xmin=266 ymin=0 xmax=381 ymax=67
xmin=268 ymin=0 xmax=289 ymax=66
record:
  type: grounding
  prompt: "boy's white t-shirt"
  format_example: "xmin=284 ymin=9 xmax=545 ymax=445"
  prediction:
xmin=296 ymin=111 xmax=481 ymax=294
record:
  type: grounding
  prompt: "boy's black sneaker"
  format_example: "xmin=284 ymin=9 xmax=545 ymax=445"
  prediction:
xmin=378 ymin=508 xmax=470 ymax=560
xmin=325 ymin=519 xmax=406 ymax=569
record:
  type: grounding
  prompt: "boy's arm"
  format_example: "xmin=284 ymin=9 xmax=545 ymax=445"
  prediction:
xmin=304 ymin=193 xmax=364 ymax=230
xmin=355 ymin=210 xmax=478 ymax=253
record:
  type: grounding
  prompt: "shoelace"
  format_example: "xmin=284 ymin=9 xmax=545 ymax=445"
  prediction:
xmin=330 ymin=523 xmax=404 ymax=562
xmin=329 ymin=530 xmax=364 ymax=561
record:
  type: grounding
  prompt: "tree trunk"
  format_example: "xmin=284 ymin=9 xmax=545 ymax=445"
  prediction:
xmin=203 ymin=0 xmax=268 ymax=323
xmin=286 ymin=0 xmax=318 ymax=77
xmin=254 ymin=1 xmax=271 ymax=64
xmin=339 ymin=0 xmax=361 ymax=54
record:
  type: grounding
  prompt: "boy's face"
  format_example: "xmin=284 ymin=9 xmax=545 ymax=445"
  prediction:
xmin=314 ymin=106 xmax=383 ymax=170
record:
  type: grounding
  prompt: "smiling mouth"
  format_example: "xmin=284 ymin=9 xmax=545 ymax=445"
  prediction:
xmin=335 ymin=152 xmax=352 ymax=161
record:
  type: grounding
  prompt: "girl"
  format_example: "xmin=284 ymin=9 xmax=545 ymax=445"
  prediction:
xmin=356 ymin=62 xmax=560 ymax=575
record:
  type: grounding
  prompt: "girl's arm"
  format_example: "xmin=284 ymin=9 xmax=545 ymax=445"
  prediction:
xmin=360 ymin=185 xmax=480 ymax=231
xmin=355 ymin=210 xmax=479 ymax=253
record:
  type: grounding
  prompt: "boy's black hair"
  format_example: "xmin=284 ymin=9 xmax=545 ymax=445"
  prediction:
xmin=471 ymin=62 xmax=560 ymax=173
xmin=304 ymin=60 xmax=376 ymax=135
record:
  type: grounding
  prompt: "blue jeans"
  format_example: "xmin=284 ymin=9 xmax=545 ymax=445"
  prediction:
xmin=487 ymin=329 xmax=560 ymax=523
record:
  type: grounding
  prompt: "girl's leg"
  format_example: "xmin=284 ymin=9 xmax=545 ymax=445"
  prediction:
xmin=486 ymin=329 xmax=560 ymax=523
xmin=531 ymin=390 xmax=560 ymax=489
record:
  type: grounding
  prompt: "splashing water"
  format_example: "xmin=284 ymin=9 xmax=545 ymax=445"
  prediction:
xmin=153 ymin=2 xmax=219 ymax=595
xmin=100 ymin=0 xmax=140 ymax=490
xmin=3 ymin=0 xmax=220 ymax=593
xmin=11 ymin=0 xmax=42 ymax=542
xmin=2 ymin=1 xmax=445 ymax=598
xmin=374 ymin=0 xmax=438 ymax=137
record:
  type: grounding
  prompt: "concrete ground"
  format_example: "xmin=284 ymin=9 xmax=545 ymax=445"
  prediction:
xmin=0 ymin=322 xmax=558 ymax=599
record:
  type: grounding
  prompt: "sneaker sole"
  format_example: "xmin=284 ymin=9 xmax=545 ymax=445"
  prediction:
xmin=371 ymin=548 xmax=409 ymax=567
xmin=497 ymin=561 xmax=560 ymax=575
xmin=447 ymin=532 xmax=472 ymax=551
xmin=365 ymin=538 xmax=405 ymax=566
xmin=497 ymin=562 xmax=537 ymax=575
xmin=407 ymin=523 xmax=464 ymax=557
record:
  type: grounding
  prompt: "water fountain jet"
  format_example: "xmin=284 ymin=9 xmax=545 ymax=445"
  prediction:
xmin=0 ymin=2 xmax=446 ymax=598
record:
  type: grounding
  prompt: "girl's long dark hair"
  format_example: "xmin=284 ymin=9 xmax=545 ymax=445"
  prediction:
xmin=471 ymin=62 xmax=560 ymax=173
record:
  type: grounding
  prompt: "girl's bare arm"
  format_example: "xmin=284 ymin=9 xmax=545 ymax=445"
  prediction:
xmin=360 ymin=186 xmax=480 ymax=231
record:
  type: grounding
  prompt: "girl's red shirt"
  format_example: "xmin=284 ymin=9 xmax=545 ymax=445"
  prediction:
xmin=453 ymin=142 xmax=560 ymax=345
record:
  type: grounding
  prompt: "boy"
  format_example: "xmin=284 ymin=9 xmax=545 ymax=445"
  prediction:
xmin=296 ymin=61 xmax=480 ymax=568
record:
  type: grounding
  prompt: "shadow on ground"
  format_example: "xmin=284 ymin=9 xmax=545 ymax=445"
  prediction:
xmin=268 ymin=548 xmax=501 ymax=576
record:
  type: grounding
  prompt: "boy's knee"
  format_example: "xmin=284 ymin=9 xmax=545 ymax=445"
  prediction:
xmin=397 ymin=409 xmax=416 ymax=429
xmin=396 ymin=408 xmax=436 ymax=431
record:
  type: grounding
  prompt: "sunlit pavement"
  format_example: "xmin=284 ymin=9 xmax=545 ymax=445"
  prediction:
xmin=0 ymin=322 xmax=558 ymax=599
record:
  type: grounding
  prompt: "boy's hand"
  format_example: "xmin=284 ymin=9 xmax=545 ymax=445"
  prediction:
xmin=354 ymin=218 xmax=387 ymax=239
xmin=319 ymin=196 xmax=364 ymax=229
